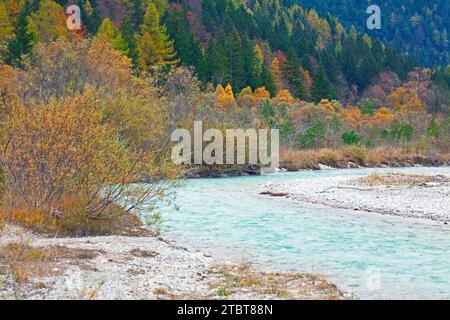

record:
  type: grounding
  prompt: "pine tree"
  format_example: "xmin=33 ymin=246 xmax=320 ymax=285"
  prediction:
xmin=120 ymin=19 xmax=139 ymax=70
xmin=283 ymin=49 xmax=306 ymax=99
xmin=152 ymin=0 xmax=168 ymax=14
xmin=254 ymin=45 xmax=264 ymax=73
xmin=6 ymin=2 xmax=35 ymax=66
xmin=241 ymin=36 xmax=258 ymax=90
xmin=96 ymin=18 xmax=129 ymax=55
xmin=136 ymin=2 xmax=177 ymax=71
xmin=311 ymin=65 xmax=336 ymax=103
xmin=260 ymin=63 xmax=276 ymax=97
xmin=249 ymin=44 xmax=264 ymax=88
xmin=166 ymin=7 xmax=204 ymax=74
xmin=224 ymin=30 xmax=246 ymax=92
xmin=80 ymin=0 xmax=102 ymax=34
xmin=204 ymin=40 xmax=228 ymax=85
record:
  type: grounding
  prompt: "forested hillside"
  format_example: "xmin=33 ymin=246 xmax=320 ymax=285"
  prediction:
xmin=284 ymin=0 xmax=449 ymax=67
xmin=0 ymin=0 xmax=449 ymax=233
xmin=0 ymin=0 xmax=449 ymax=160
xmin=2 ymin=0 xmax=449 ymax=105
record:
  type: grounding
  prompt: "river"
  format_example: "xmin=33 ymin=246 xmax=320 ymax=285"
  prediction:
xmin=154 ymin=167 xmax=450 ymax=299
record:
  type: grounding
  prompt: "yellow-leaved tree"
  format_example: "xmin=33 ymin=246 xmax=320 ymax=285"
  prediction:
xmin=136 ymin=2 xmax=177 ymax=72
xmin=391 ymin=87 xmax=425 ymax=112
xmin=271 ymin=57 xmax=282 ymax=92
xmin=96 ymin=18 xmax=129 ymax=55
xmin=28 ymin=0 xmax=70 ymax=43
xmin=0 ymin=39 xmax=176 ymax=235
xmin=0 ymin=2 xmax=14 ymax=60
xmin=273 ymin=89 xmax=294 ymax=105
xmin=216 ymin=84 xmax=236 ymax=108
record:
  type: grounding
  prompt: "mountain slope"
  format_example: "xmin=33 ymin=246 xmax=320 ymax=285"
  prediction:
xmin=283 ymin=0 xmax=449 ymax=66
xmin=161 ymin=0 xmax=416 ymax=103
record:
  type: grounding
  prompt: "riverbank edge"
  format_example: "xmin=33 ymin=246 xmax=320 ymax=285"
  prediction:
xmin=0 ymin=225 xmax=350 ymax=300
xmin=184 ymin=150 xmax=450 ymax=178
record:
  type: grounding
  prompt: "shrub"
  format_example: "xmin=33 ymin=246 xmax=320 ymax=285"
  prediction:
xmin=0 ymin=91 xmax=173 ymax=236
xmin=361 ymin=100 xmax=374 ymax=116
xmin=342 ymin=130 xmax=361 ymax=145
xmin=260 ymin=101 xmax=276 ymax=125
xmin=297 ymin=120 xmax=327 ymax=149
xmin=427 ymin=118 xmax=440 ymax=140
xmin=0 ymin=38 xmax=176 ymax=236
xmin=342 ymin=146 xmax=367 ymax=165
xmin=383 ymin=122 xmax=414 ymax=144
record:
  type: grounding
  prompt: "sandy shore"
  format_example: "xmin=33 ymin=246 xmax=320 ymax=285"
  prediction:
xmin=264 ymin=171 xmax=450 ymax=222
xmin=0 ymin=225 xmax=347 ymax=300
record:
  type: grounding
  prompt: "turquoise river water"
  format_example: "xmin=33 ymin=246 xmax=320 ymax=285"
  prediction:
xmin=154 ymin=167 xmax=450 ymax=299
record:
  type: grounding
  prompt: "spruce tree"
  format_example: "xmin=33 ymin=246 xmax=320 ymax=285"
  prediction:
xmin=166 ymin=7 xmax=204 ymax=73
xmin=224 ymin=30 xmax=246 ymax=91
xmin=204 ymin=40 xmax=228 ymax=85
xmin=79 ymin=0 xmax=102 ymax=34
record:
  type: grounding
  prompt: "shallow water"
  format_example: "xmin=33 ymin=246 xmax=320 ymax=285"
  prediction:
xmin=153 ymin=167 xmax=450 ymax=299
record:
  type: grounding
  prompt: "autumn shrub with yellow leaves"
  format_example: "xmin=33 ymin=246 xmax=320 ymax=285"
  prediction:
xmin=0 ymin=39 xmax=176 ymax=236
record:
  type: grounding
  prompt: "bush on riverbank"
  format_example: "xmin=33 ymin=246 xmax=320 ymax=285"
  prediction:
xmin=0 ymin=39 xmax=177 ymax=236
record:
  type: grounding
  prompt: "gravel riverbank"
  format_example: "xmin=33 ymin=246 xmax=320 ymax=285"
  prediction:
xmin=264 ymin=170 xmax=450 ymax=222
xmin=0 ymin=226 xmax=347 ymax=300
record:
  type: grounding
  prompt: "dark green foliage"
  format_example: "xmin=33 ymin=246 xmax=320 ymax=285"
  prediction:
xmin=427 ymin=118 xmax=440 ymax=140
xmin=383 ymin=122 xmax=414 ymax=144
xmin=260 ymin=63 xmax=276 ymax=97
xmin=283 ymin=49 xmax=306 ymax=99
xmin=287 ymin=0 xmax=449 ymax=67
xmin=120 ymin=19 xmax=139 ymax=70
xmin=161 ymin=0 xmax=415 ymax=100
xmin=311 ymin=65 xmax=336 ymax=103
xmin=342 ymin=130 xmax=360 ymax=145
xmin=260 ymin=101 xmax=276 ymax=125
xmin=361 ymin=100 xmax=374 ymax=116
xmin=6 ymin=2 xmax=35 ymax=67
xmin=1 ymin=0 xmax=430 ymax=103
xmin=297 ymin=120 xmax=327 ymax=148
xmin=166 ymin=6 xmax=205 ymax=75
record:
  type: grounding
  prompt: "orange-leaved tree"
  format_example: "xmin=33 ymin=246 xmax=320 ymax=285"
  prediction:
xmin=216 ymin=84 xmax=236 ymax=108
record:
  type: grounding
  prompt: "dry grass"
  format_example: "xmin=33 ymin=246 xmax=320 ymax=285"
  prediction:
xmin=0 ymin=238 xmax=60 ymax=298
xmin=130 ymin=248 xmax=159 ymax=258
xmin=0 ymin=207 xmax=151 ymax=238
xmin=280 ymin=147 xmax=449 ymax=171
xmin=0 ymin=233 xmax=101 ymax=299
xmin=0 ymin=243 xmax=101 ymax=280
xmin=154 ymin=287 xmax=169 ymax=295
xmin=356 ymin=173 xmax=450 ymax=186
xmin=209 ymin=262 xmax=347 ymax=300
xmin=78 ymin=279 xmax=106 ymax=300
